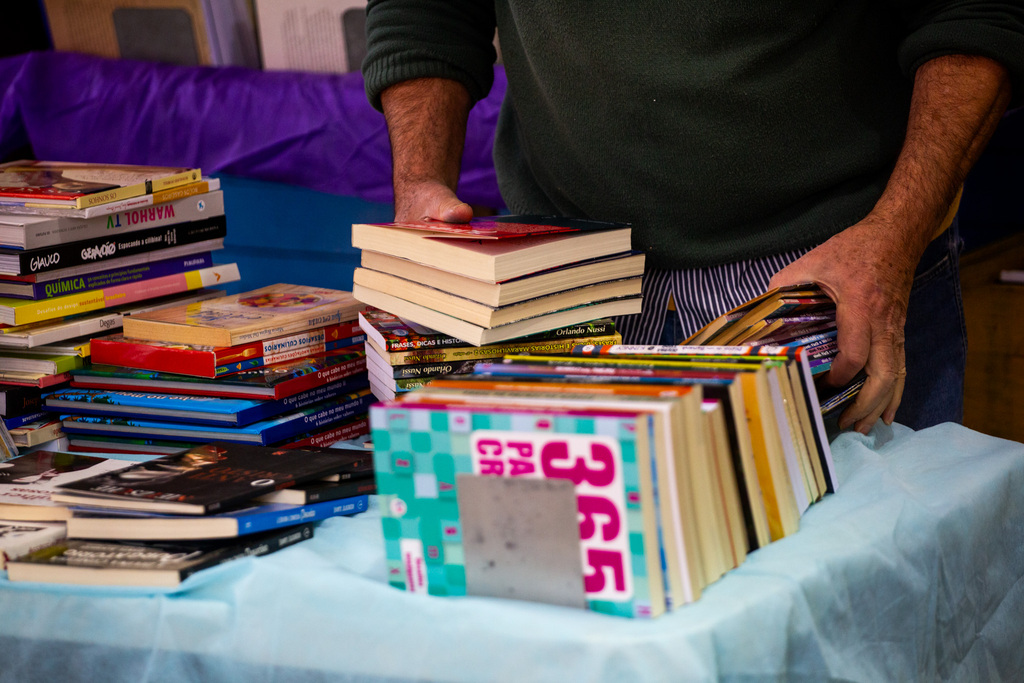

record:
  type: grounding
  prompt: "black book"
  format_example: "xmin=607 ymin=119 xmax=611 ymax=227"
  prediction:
xmin=0 ymin=215 xmax=226 ymax=276
xmin=6 ymin=522 xmax=314 ymax=587
xmin=49 ymin=441 xmax=370 ymax=515
xmin=254 ymin=475 xmax=376 ymax=505
xmin=0 ymin=383 xmax=44 ymax=417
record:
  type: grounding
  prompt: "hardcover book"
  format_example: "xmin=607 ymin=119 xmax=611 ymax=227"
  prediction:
xmin=71 ymin=350 xmax=368 ymax=400
xmin=64 ymin=496 xmax=369 ymax=541
xmin=50 ymin=441 xmax=376 ymax=514
xmin=351 ymin=216 xmax=633 ymax=283
xmin=6 ymin=523 xmax=314 ymax=587
xmin=0 ymin=160 xmax=202 ymax=210
xmin=91 ymin=319 xmax=363 ymax=378
xmin=59 ymin=389 xmax=375 ymax=447
xmin=121 ymin=283 xmax=363 ymax=347
xmin=0 ymin=450 xmax=136 ymax=520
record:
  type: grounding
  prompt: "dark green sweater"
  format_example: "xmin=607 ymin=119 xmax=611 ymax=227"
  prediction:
xmin=364 ymin=1 xmax=1024 ymax=269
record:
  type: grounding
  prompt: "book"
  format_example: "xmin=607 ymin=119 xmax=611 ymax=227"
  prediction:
xmin=0 ymin=450 xmax=136 ymax=521
xmin=0 ymin=349 xmax=83 ymax=375
xmin=4 ymin=410 xmax=50 ymax=430
xmin=0 ymin=252 xmax=215 ymax=300
xmin=0 ymin=520 xmax=66 ymax=568
xmin=50 ymin=441 xmax=376 ymax=515
xmin=0 ymin=382 xmax=44 ymax=416
xmin=0 ymin=370 xmax=71 ymax=388
xmin=253 ymin=476 xmax=376 ymax=505
xmin=359 ymin=308 xmax=617 ymax=353
xmin=13 ymin=335 xmax=93 ymax=358
xmin=71 ymin=350 xmax=368 ymax=400
xmin=353 ymin=284 xmax=641 ymax=347
xmin=0 ymin=160 xmax=201 ymax=210
xmin=999 ymin=269 xmax=1024 ymax=284
xmin=0 ymin=288 xmax=225 ymax=349
xmin=90 ymin=319 xmax=363 ymax=378
xmin=121 ymin=284 xmax=363 ymax=347
xmin=46 ymin=377 xmax=369 ymax=427
xmin=361 ymin=250 xmax=646 ymax=308
xmin=0 ymin=177 xmax=219 ymax=220
xmin=276 ymin=414 xmax=370 ymax=450
xmin=351 ymin=216 xmax=633 ymax=282
xmin=0 ymin=189 xmax=224 ymax=250
xmin=0 ymin=215 xmax=227 ymax=276
xmin=64 ymin=495 xmax=368 ymax=541
xmin=59 ymin=389 xmax=376 ymax=446
xmin=6 ymin=523 xmax=314 ymax=587
xmin=354 ymin=267 xmax=642 ymax=328
xmin=372 ymin=401 xmax=671 ymax=617
xmin=0 ymin=262 xmax=239 ymax=326
xmin=9 ymin=418 xmax=63 ymax=448
xmin=66 ymin=434 xmax=197 ymax=457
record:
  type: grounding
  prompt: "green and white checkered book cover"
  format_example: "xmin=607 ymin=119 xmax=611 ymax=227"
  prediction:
xmin=371 ymin=402 xmax=660 ymax=618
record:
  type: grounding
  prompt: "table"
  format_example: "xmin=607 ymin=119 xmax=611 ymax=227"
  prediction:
xmin=1 ymin=421 xmax=1022 ymax=682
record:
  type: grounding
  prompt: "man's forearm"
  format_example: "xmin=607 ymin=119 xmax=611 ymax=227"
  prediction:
xmin=872 ymin=54 xmax=1011 ymax=262
xmin=380 ymin=77 xmax=473 ymax=221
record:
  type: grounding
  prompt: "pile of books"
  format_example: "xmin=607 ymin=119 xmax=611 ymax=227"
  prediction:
xmin=350 ymin=215 xmax=645 ymax=346
xmin=358 ymin=307 xmax=622 ymax=402
xmin=41 ymin=284 xmax=373 ymax=455
xmin=1 ymin=444 xmax=374 ymax=586
xmin=370 ymin=338 xmax=841 ymax=618
xmin=0 ymin=160 xmax=242 ymax=450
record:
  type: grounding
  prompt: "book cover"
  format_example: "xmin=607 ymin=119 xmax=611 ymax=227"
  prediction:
xmin=0 ymin=382 xmax=44 ymax=416
xmin=0 ymin=160 xmax=202 ymax=210
xmin=71 ymin=350 xmax=368 ymax=400
xmin=6 ymin=523 xmax=314 ymax=587
xmin=52 ymin=441 xmax=376 ymax=514
xmin=47 ymin=377 xmax=369 ymax=427
xmin=65 ymin=496 xmax=369 ymax=541
xmin=0 ymin=520 xmax=66 ymax=568
xmin=371 ymin=402 xmax=666 ymax=618
xmin=0 ymin=252 xmax=214 ymax=301
xmin=0 ymin=450 xmax=136 ymax=521
xmin=59 ymin=389 xmax=376 ymax=447
xmin=9 ymin=418 xmax=63 ymax=448
xmin=351 ymin=218 xmax=633 ymax=283
xmin=0 ymin=190 xmax=224 ymax=251
xmin=359 ymin=308 xmax=618 ymax=353
xmin=121 ymin=284 xmax=363 ymax=347
xmin=0 ymin=216 xmax=227 ymax=277
xmin=0 ymin=177 xmax=219 ymax=220
xmin=91 ymin=319 xmax=363 ymax=378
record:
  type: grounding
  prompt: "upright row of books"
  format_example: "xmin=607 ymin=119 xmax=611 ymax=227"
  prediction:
xmin=0 ymin=159 xmax=244 ymax=450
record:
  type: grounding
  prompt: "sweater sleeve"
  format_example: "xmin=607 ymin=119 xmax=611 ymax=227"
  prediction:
xmin=897 ymin=1 xmax=1024 ymax=106
xmin=362 ymin=0 xmax=498 ymax=111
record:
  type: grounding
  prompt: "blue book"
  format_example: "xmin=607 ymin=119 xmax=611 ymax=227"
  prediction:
xmin=3 ymin=410 xmax=51 ymax=430
xmin=62 ymin=496 xmax=370 ymax=540
xmin=59 ymin=390 xmax=375 ymax=445
xmin=45 ymin=376 xmax=370 ymax=427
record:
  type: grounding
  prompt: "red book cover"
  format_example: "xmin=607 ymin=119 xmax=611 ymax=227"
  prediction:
xmin=376 ymin=215 xmax=628 ymax=240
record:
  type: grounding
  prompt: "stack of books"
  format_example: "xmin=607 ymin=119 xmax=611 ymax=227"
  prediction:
xmin=45 ymin=284 xmax=373 ymax=454
xmin=2 ymin=444 xmax=373 ymax=585
xmin=358 ymin=307 xmax=622 ymax=402
xmin=0 ymin=160 xmax=241 ymax=449
xmin=370 ymin=342 xmax=837 ymax=617
xmin=350 ymin=215 xmax=645 ymax=346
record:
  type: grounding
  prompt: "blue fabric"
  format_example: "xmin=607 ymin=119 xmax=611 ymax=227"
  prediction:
xmin=1 ymin=422 xmax=1022 ymax=682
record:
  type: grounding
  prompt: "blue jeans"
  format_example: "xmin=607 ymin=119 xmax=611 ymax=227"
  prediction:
xmin=659 ymin=221 xmax=966 ymax=430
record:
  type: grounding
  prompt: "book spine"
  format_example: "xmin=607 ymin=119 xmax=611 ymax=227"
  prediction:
xmin=260 ymin=392 xmax=375 ymax=445
xmin=380 ymin=334 xmax=622 ymax=365
xmin=378 ymin=319 xmax=619 ymax=352
xmin=9 ymin=216 xmax=227 ymax=275
xmin=279 ymin=416 xmax=371 ymax=449
xmin=27 ymin=253 xmax=214 ymax=301
xmin=19 ymin=192 xmax=224 ymax=251
xmin=0 ymin=384 xmax=44 ymax=416
xmin=3 ymin=409 xmax=49 ymax=428
xmin=391 ymin=359 xmax=480 ymax=379
xmin=7 ymin=263 xmax=240 ymax=326
xmin=183 ymin=522 xmax=314 ymax=580
xmin=268 ymin=355 xmax=367 ymax=400
xmin=236 ymin=497 xmax=369 ymax=535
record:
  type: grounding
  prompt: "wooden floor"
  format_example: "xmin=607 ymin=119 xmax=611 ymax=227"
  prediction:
xmin=960 ymin=231 xmax=1024 ymax=443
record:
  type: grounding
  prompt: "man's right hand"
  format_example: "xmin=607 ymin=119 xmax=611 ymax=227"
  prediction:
xmin=380 ymin=77 xmax=475 ymax=224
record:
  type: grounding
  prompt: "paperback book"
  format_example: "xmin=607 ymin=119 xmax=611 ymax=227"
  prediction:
xmin=6 ymin=523 xmax=314 ymax=587
xmin=121 ymin=283 xmax=363 ymax=347
xmin=50 ymin=441 xmax=377 ymax=514
xmin=0 ymin=519 xmax=66 ymax=568
xmin=0 ymin=450 xmax=136 ymax=520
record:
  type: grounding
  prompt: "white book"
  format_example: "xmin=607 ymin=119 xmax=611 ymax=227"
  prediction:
xmin=0 ymin=520 xmax=66 ymax=569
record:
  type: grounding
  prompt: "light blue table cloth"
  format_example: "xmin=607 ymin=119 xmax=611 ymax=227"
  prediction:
xmin=1 ymin=422 xmax=1022 ymax=682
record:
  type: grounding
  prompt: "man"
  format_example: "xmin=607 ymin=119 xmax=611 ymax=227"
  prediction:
xmin=361 ymin=2 xmax=1023 ymax=434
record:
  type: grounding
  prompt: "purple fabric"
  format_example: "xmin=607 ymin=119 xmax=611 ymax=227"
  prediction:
xmin=0 ymin=51 xmax=506 ymax=208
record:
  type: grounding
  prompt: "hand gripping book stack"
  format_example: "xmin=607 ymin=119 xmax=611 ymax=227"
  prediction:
xmin=54 ymin=285 xmax=373 ymax=454
xmin=369 ymin=300 xmax=847 ymax=617
xmin=4 ymin=443 xmax=374 ymax=586
xmin=350 ymin=215 xmax=645 ymax=346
